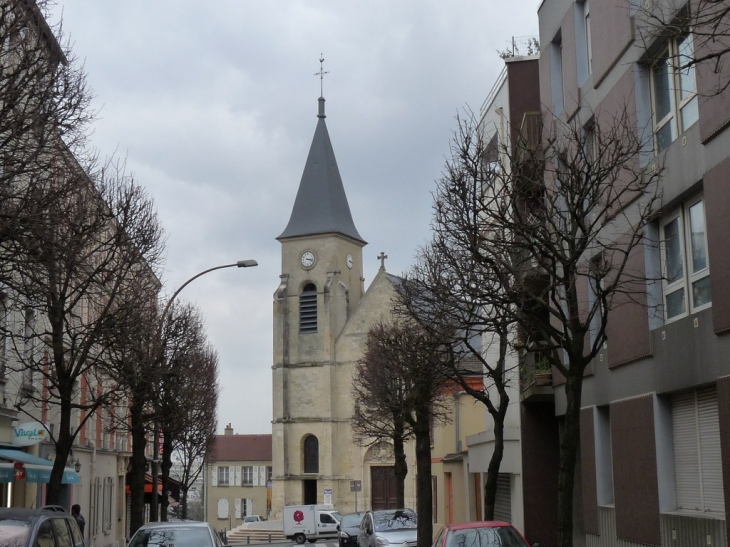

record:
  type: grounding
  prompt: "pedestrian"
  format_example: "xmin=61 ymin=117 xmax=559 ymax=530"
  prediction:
xmin=71 ymin=504 xmax=85 ymax=536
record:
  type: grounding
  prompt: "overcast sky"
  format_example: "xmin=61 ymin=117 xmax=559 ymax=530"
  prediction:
xmin=49 ymin=1 xmax=541 ymax=435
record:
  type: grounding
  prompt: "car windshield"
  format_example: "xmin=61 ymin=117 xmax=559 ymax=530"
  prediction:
xmin=340 ymin=514 xmax=363 ymax=527
xmin=0 ymin=519 xmax=32 ymax=547
xmin=331 ymin=512 xmax=342 ymax=522
xmin=373 ymin=511 xmax=417 ymax=532
xmin=129 ymin=527 xmax=213 ymax=547
xmin=446 ymin=527 xmax=528 ymax=547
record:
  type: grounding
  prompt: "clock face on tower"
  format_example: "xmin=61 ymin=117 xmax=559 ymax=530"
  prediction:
xmin=346 ymin=254 xmax=354 ymax=269
xmin=301 ymin=251 xmax=316 ymax=269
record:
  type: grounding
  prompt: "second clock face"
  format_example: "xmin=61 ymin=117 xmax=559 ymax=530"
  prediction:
xmin=301 ymin=251 xmax=316 ymax=268
xmin=346 ymin=254 xmax=354 ymax=269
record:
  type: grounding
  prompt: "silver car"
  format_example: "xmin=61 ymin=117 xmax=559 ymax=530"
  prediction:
xmin=357 ymin=509 xmax=417 ymax=547
xmin=128 ymin=520 xmax=225 ymax=547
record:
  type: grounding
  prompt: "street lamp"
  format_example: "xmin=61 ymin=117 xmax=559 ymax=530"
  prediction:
xmin=149 ymin=259 xmax=258 ymax=522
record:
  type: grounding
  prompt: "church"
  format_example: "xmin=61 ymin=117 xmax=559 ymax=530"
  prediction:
xmin=270 ymin=94 xmax=417 ymax=514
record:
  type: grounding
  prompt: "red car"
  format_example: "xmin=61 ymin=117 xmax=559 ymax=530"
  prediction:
xmin=431 ymin=521 xmax=534 ymax=547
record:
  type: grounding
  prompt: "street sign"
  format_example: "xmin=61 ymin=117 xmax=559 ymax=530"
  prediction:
xmin=324 ymin=488 xmax=332 ymax=505
xmin=350 ymin=480 xmax=361 ymax=492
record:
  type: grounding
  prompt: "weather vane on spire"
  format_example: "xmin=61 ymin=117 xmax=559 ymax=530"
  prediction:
xmin=315 ymin=54 xmax=329 ymax=97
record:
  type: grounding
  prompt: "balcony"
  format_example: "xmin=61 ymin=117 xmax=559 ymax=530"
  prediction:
xmin=519 ymin=345 xmax=554 ymax=403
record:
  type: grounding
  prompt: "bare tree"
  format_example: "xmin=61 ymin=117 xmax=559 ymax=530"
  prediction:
xmin=170 ymin=343 xmax=218 ymax=520
xmin=423 ymin=107 xmax=662 ymax=546
xmin=354 ymin=318 xmax=451 ymax=547
xmin=4 ymin=158 xmax=165 ymax=504
xmin=156 ymin=302 xmax=219 ymax=521
xmin=394 ymin=111 xmax=523 ymax=519
xmin=104 ymin=284 xmax=160 ymax=535
xmin=352 ymin=321 xmax=415 ymax=509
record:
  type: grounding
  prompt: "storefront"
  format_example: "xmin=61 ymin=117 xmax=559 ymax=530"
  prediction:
xmin=0 ymin=447 xmax=81 ymax=508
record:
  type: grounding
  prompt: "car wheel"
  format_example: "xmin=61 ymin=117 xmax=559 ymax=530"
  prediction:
xmin=295 ymin=534 xmax=306 ymax=545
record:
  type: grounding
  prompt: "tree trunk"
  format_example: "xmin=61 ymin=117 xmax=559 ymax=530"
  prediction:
xmin=413 ymin=404 xmax=433 ymax=547
xmin=46 ymin=388 xmax=74 ymax=505
xmin=393 ymin=420 xmax=408 ymax=508
xmin=557 ymin=368 xmax=584 ymax=547
xmin=181 ymin=486 xmax=189 ymax=520
xmin=483 ymin=409 xmax=506 ymax=520
xmin=129 ymin=398 xmax=148 ymax=536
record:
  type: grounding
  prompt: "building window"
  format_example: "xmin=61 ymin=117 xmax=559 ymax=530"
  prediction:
xmin=242 ymin=466 xmax=254 ymax=486
xmin=576 ymin=0 xmax=592 ymax=83
xmin=660 ymin=196 xmax=710 ymax=321
xmin=303 ymin=435 xmax=319 ymax=474
xmin=299 ymin=283 xmax=317 ymax=334
xmin=650 ymin=33 xmax=699 ymax=152
xmin=550 ymin=33 xmax=565 ymax=114
xmin=267 ymin=466 xmax=273 ymax=482
xmin=218 ymin=466 xmax=230 ymax=486
xmin=243 ymin=498 xmax=253 ymax=517
xmin=671 ymin=387 xmax=724 ymax=513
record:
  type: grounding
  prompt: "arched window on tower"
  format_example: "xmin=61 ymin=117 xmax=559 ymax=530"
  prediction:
xmin=299 ymin=283 xmax=318 ymax=334
xmin=303 ymin=435 xmax=319 ymax=473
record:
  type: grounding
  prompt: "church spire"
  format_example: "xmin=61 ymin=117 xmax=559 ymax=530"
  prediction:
xmin=277 ymin=96 xmax=365 ymax=244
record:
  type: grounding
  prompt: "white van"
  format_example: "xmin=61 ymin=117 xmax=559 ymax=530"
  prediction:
xmin=283 ymin=504 xmax=342 ymax=544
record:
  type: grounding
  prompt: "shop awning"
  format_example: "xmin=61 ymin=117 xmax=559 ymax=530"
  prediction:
xmin=0 ymin=449 xmax=80 ymax=484
xmin=125 ymin=474 xmax=163 ymax=495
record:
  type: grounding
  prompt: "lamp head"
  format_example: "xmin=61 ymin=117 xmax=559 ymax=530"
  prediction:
xmin=236 ymin=260 xmax=258 ymax=268
xmin=74 ymin=461 xmax=81 ymax=473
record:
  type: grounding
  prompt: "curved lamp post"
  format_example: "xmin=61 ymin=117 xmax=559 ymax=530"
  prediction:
xmin=150 ymin=259 xmax=258 ymax=521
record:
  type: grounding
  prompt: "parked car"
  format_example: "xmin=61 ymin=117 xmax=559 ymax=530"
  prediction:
xmin=0 ymin=507 xmax=83 ymax=547
xmin=337 ymin=511 xmax=366 ymax=547
xmin=431 ymin=521 xmax=533 ymax=547
xmin=243 ymin=515 xmax=266 ymax=523
xmin=128 ymin=520 xmax=225 ymax=547
xmin=357 ymin=509 xmax=417 ymax=547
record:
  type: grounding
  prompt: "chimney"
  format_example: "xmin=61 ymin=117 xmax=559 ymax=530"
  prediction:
xmin=224 ymin=423 xmax=233 ymax=436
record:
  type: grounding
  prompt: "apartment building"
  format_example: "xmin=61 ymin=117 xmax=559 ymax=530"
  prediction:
xmin=533 ymin=0 xmax=730 ymax=545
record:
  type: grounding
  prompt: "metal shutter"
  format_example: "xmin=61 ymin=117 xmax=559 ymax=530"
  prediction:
xmin=697 ymin=387 xmax=725 ymax=513
xmin=493 ymin=474 xmax=512 ymax=523
xmin=672 ymin=391 xmax=702 ymax=511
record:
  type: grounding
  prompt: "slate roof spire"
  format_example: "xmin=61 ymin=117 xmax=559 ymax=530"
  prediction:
xmin=278 ymin=97 xmax=365 ymax=244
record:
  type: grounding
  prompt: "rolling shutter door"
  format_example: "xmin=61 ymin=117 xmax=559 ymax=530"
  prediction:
xmin=671 ymin=387 xmax=724 ymax=513
xmin=697 ymin=387 xmax=724 ymax=513
xmin=672 ymin=391 xmax=701 ymax=511
xmin=493 ymin=474 xmax=512 ymax=523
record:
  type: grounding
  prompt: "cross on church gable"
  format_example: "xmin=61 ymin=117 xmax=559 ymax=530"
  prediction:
xmin=378 ymin=252 xmax=388 ymax=269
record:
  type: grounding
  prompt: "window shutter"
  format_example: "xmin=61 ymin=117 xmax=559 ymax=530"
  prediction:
xmin=253 ymin=466 xmax=259 ymax=486
xmin=259 ymin=466 xmax=267 ymax=486
xmin=697 ymin=387 xmax=725 ymax=513
xmin=217 ymin=498 xmax=229 ymax=518
xmin=245 ymin=498 xmax=253 ymax=516
xmin=234 ymin=466 xmax=241 ymax=487
xmin=211 ymin=466 xmax=218 ymax=487
xmin=672 ymin=391 xmax=701 ymax=511
xmin=235 ymin=498 xmax=242 ymax=519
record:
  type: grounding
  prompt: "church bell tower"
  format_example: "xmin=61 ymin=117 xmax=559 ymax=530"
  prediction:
xmin=272 ymin=92 xmax=367 ymax=511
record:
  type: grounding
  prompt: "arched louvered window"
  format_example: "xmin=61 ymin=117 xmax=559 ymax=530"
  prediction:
xmin=303 ymin=435 xmax=319 ymax=473
xmin=299 ymin=283 xmax=317 ymax=333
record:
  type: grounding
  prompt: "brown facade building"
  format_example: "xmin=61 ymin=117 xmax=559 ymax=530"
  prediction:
xmin=529 ymin=0 xmax=730 ymax=546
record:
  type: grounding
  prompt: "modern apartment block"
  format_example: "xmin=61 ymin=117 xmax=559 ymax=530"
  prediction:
xmin=532 ymin=0 xmax=730 ymax=545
